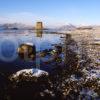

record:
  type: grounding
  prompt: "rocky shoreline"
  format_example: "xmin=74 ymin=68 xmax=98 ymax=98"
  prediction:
xmin=0 ymin=29 xmax=100 ymax=100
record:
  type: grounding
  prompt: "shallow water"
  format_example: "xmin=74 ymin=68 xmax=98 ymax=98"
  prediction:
xmin=0 ymin=30 xmax=64 ymax=73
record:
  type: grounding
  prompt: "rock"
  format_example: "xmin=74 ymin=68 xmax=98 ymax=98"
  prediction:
xmin=11 ymin=68 xmax=49 ymax=78
xmin=18 ymin=43 xmax=36 ymax=61
xmin=55 ymin=45 xmax=62 ymax=54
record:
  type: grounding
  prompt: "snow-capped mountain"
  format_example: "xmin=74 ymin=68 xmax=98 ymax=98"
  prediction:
xmin=56 ymin=24 xmax=76 ymax=31
xmin=0 ymin=23 xmax=34 ymax=30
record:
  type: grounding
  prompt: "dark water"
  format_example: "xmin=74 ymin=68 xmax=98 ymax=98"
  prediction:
xmin=0 ymin=30 xmax=64 ymax=74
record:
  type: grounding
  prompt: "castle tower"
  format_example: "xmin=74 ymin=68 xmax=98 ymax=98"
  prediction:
xmin=36 ymin=22 xmax=43 ymax=30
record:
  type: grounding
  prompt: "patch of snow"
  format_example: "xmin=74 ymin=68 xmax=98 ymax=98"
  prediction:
xmin=82 ymin=68 xmax=100 ymax=80
xmin=25 ymin=42 xmax=34 ymax=46
xmin=80 ymin=89 xmax=98 ymax=98
xmin=12 ymin=68 xmax=48 ymax=78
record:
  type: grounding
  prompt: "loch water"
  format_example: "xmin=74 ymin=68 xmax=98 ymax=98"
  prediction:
xmin=0 ymin=30 xmax=64 ymax=74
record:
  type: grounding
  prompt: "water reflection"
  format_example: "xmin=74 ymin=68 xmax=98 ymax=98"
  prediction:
xmin=36 ymin=30 xmax=43 ymax=37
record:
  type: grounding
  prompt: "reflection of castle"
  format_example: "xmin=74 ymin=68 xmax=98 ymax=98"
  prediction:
xmin=35 ymin=22 xmax=43 ymax=37
xmin=36 ymin=30 xmax=43 ymax=37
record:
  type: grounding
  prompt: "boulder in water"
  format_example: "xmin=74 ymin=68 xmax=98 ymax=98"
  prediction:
xmin=18 ymin=43 xmax=36 ymax=61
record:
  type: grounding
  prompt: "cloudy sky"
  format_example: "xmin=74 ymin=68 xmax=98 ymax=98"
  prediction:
xmin=0 ymin=0 xmax=100 ymax=27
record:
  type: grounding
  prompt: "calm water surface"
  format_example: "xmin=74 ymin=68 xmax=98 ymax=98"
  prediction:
xmin=0 ymin=30 xmax=64 ymax=73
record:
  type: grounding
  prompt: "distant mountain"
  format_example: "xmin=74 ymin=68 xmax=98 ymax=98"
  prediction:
xmin=76 ymin=26 xmax=93 ymax=30
xmin=56 ymin=24 xmax=76 ymax=31
xmin=0 ymin=23 xmax=34 ymax=30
